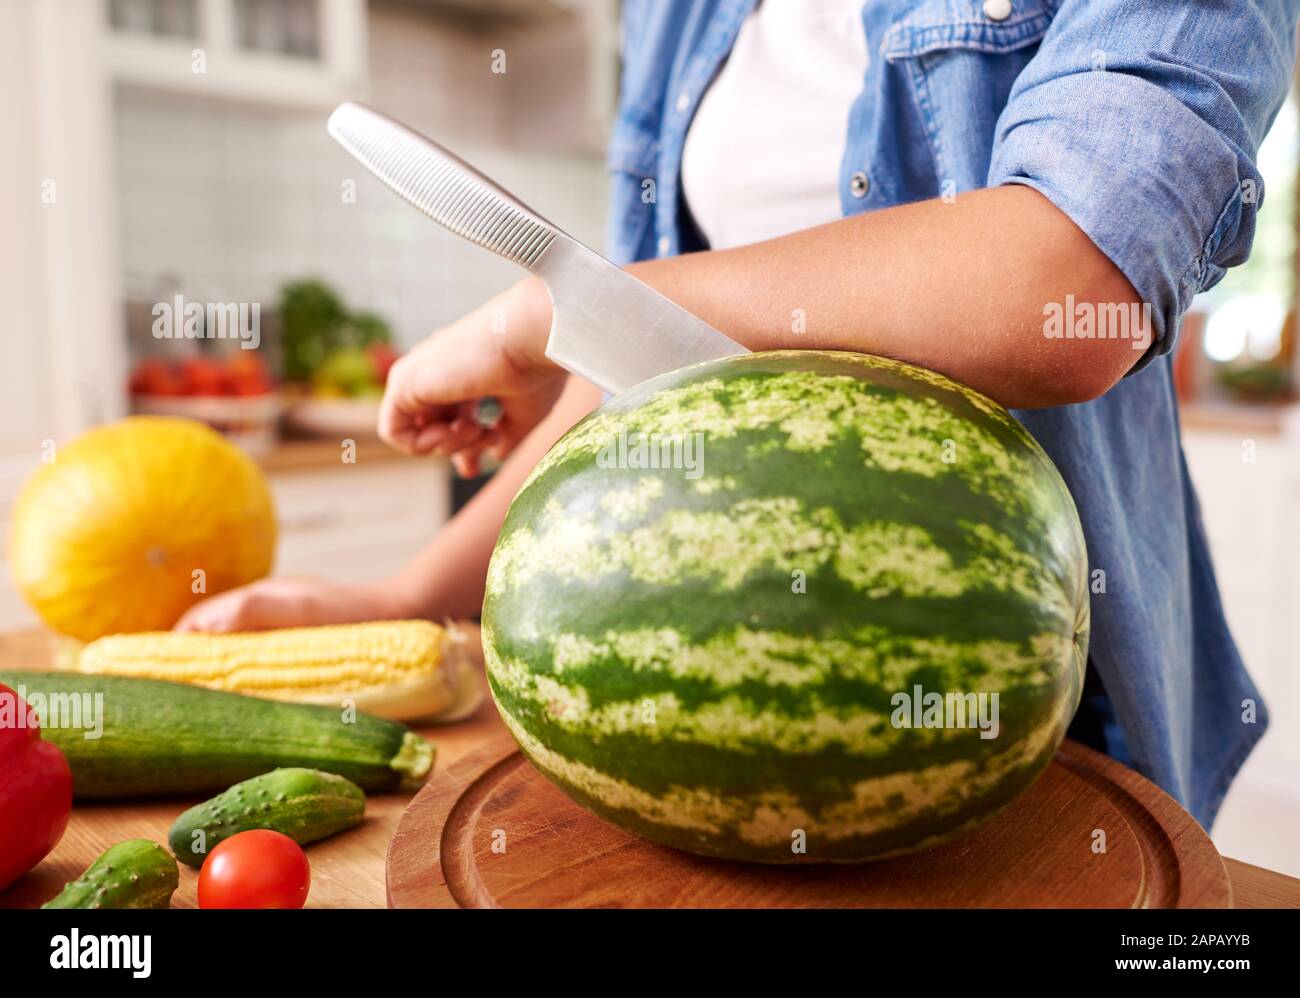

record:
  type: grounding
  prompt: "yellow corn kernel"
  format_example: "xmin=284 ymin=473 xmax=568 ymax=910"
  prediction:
xmin=71 ymin=620 xmax=481 ymax=722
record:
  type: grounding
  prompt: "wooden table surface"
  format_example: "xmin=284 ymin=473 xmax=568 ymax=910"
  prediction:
xmin=1 ymin=628 xmax=1297 ymax=909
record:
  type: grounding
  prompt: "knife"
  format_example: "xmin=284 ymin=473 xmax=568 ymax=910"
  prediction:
xmin=326 ymin=101 xmax=748 ymax=396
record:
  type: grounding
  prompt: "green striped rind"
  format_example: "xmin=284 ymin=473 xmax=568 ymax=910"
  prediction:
xmin=483 ymin=350 xmax=1088 ymax=862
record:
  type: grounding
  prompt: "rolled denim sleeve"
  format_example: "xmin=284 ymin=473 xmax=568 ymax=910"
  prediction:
xmin=987 ymin=0 xmax=1297 ymax=372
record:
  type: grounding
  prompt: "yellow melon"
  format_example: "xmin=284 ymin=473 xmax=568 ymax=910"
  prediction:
xmin=11 ymin=416 xmax=276 ymax=641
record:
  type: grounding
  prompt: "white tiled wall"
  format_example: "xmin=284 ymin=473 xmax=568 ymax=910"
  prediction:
xmin=114 ymin=1 xmax=610 ymax=350
xmin=114 ymin=93 xmax=608 ymax=346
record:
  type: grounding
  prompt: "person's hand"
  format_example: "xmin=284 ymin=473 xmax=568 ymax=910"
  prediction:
xmin=380 ymin=276 xmax=567 ymax=477
xmin=173 ymin=577 xmax=413 ymax=633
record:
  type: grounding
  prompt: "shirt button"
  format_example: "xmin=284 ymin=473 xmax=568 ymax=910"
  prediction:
xmin=675 ymin=91 xmax=691 ymax=113
xmin=849 ymin=171 xmax=870 ymax=198
xmin=657 ymin=235 xmax=671 ymax=256
xmin=982 ymin=0 xmax=1012 ymax=20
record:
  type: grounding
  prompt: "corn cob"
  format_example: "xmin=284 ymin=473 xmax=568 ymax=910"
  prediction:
xmin=68 ymin=620 xmax=483 ymax=723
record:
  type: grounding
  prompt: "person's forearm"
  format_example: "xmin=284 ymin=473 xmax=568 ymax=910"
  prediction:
xmin=624 ymin=185 xmax=1144 ymax=408
xmin=378 ymin=374 xmax=603 ymax=620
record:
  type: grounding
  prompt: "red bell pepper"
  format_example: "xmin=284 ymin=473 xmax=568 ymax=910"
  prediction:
xmin=0 ymin=682 xmax=73 ymax=891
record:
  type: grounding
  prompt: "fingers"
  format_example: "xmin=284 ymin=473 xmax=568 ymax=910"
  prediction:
xmin=416 ymin=405 xmax=486 ymax=453
xmin=392 ymin=402 xmax=547 ymax=474
xmin=378 ymin=387 xmax=444 ymax=454
xmin=172 ymin=608 xmax=206 ymax=632
xmin=378 ymin=352 xmax=442 ymax=453
xmin=378 ymin=327 xmax=510 ymax=453
xmin=377 ymin=287 xmax=555 ymax=455
xmin=175 ymin=577 xmax=399 ymax=633
xmin=174 ymin=591 xmax=254 ymax=633
xmin=173 ymin=583 xmax=284 ymax=633
xmin=445 ymin=422 xmax=495 ymax=478
xmin=445 ymin=418 xmax=527 ymax=478
xmin=487 ymin=415 xmax=534 ymax=457
xmin=451 ymin=452 xmax=481 ymax=479
xmin=377 ymin=308 xmax=566 ymax=463
xmin=379 ymin=380 xmax=491 ymax=458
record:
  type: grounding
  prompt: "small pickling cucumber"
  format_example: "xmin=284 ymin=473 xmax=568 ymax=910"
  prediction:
xmin=169 ymin=768 xmax=365 ymax=867
xmin=42 ymin=839 xmax=178 ymax=909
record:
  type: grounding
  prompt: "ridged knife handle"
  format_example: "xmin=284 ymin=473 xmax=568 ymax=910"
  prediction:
xmin=327 ymin=101 xmax=559 ymax=271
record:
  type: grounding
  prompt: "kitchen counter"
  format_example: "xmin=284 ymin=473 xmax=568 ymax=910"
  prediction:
xmin=2 ymin=628 xmax=1298 ymax=909
xmin=1179 ymin=399 xmax=1298 ymax=436
xmin=255 ymin=434 xmax=414 ymax=473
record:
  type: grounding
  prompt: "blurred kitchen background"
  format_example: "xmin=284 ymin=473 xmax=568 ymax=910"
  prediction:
xmin=0 ymin=0 xmax=1297 ymax=875
xmin=1 ymin=0 xmax=613 ymax=626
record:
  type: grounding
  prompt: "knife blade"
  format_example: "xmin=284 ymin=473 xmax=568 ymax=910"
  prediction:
xmin=326 ymin=101 xmax=748 ymax=395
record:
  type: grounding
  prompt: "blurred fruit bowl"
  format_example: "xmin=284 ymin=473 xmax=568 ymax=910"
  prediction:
xmin=128 ymin=353 xmax=279 ymax=455
xmin=130 ymin=393 xmax=283 ymax=456
xmin=308 ymin=343 xmax=398 ymax=398
xmin=130 ymin=353 xmax=274 ymax=397
xmin=281 ymin=394 xmax=382 ymax=439
xmin=281 ymin=343 xmax=400 ymax=439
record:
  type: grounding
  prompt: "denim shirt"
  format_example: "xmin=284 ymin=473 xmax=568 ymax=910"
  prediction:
xmin=604 ymin=0 xmax=1297 ymax=828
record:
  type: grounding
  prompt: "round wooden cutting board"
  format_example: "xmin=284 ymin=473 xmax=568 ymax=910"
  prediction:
xmin=387 ymin=734 xmax=1231 ymax=908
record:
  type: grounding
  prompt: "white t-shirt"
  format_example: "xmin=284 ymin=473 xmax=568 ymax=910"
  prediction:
xmin=680 ymin=0 xmax=870 ymax=251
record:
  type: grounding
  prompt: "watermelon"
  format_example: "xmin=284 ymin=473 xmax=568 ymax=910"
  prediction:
xmin=482 ymin=350 xmax=1089 ymax=863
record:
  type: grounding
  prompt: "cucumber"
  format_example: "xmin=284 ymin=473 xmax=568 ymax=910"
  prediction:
xmin=42 ymin=839 xmax=178 ymax=909
xmin=170 ymin=768 xmax=366 ymax=867
xmin=0 ymin=671 xmax=434 ymax=799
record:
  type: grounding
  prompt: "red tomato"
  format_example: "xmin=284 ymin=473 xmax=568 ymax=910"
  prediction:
xmin=129 ymin=358 xmax=187 ymax=397
xmin=197 ymin=830 xmax=310 ymax=909
xmin=227 ymin=373 xmax=273 ymax=396
xmin=178 ymin=357 xmax=230 ymax=397
xmin=224 ymin=351 xmax=273 ymax=397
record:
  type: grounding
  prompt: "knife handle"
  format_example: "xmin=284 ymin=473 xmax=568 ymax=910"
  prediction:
xmin=327 ymin=101 xmax=559 ymax=271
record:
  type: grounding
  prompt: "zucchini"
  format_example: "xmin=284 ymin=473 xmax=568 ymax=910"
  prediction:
xmin=170 ymin=768 xmax=366 ymax=867
xmin=0 ymin=671 xmax=434 ymax=799
xmin=42 ymin=839 xmax=178 ymax=909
